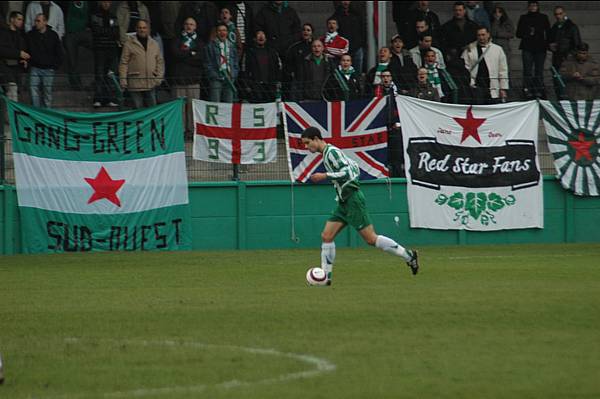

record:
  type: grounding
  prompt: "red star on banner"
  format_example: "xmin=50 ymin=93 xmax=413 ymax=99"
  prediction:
xmin=569 ymin=133 xmax=595 ymax=161
xmin=454 ymin=106 xmax=486 ymax=144
xmin=84 ymin=166 xmax=126 ymax=207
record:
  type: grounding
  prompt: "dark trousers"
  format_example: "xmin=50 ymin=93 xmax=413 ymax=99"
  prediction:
xmin=64 ymin=30 xmax=93 ymax=76
xmin=522 ymin=50 xmax=546 ymax=97
xmin=93 ymin=48 xmax=119 ymax=104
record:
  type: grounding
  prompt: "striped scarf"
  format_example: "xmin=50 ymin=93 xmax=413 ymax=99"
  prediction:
xmin=338 ymin=65 xmax=355 ymax=80
xmin=373 ymin=62 xmax=389 ymax=85
xmin=426 ymin=63 xmax=444 ymax=98
xmin=180 ymin=31 xmax=197 ymax=50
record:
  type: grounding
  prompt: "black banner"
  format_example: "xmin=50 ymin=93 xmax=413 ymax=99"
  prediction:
xmin=407 ymin=138 xmax=540 ymax=190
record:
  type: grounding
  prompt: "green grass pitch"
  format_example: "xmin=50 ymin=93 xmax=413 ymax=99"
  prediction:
xmin=1 ymin=243 xmax=599 ymax=399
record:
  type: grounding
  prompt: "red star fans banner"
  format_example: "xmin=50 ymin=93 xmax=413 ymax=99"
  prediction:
xmin=540 ymin=100 xmax=600 ymax=196
xmin=6 ymin=98 xmax=191 ymax=253
xmin=396 ymin=96 xmax=543 ymax=230
xmin=192 ymin=100 xmax=278 ymax=164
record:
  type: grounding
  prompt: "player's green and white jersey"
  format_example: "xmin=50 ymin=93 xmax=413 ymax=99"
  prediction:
xmin=322 ymin=144 xmax=360 ymax=201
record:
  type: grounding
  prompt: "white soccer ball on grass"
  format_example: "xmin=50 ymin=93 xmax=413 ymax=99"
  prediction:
xmin=306 ymin=267 xmax=328 ymax=286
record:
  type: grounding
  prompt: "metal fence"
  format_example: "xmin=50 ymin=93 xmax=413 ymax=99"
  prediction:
xmin=1 ymin=72 xmax=578 ymax=184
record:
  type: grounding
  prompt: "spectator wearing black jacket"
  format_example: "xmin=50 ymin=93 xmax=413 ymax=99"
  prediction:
xmin=392 ymin=1 xmax=416 ymax=41
xmin=176 ymin=1 xmax=219 ymax=43
xmin=324 ymin=53 xmax=361 ymax=101
xmin=26 ymin=13 xmax=63 ymax=108
xmin=516 ymin=0 xmax=550 ymax=99
xmin=242 ymin=30 xmax=281 ymax=103
xmin=404 ymin=1 xmax=441 ymax=49
xmin=548 ymin=6 xmax=581 ymax=69
xmin=440 ymin=2 xmax=478 ymax=56
xmin=171 ymin=17 xmax=204 ymax=135
xmin=300 ymin=39 xmax=334 ymax=101
xmin=90 ymin=1 xmax=119 ymax=107
xmin=284 ymin=23 xmax=313 ymax=101
xmin=0 ymin=11 xmax=29 ymax=102
xmin=255 ymin=1 xmax=301 ymax=64
xmin=389 ymin=34 xmax=417 ymax=95
xmin=331 ymin=1 xmax=366 ymax=73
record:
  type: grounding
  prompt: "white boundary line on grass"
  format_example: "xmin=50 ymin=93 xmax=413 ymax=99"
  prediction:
xmin=446 ymin=254 xmax=590 ymax=260
xmin=48 ymin=338 xmax=336 ymax=399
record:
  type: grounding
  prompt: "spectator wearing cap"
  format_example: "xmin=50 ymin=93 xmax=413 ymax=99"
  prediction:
xmin=559 ymin=43 xmax=600 ymax=101
xmin=405 ymin=1 xmax=441 ymax=49
xmin=284 ymin=22 xmax=313 ymax=101
xmin=412 ymin=67 xmax=440 ymax=101
xmin=409 ymin=32 xmax=445 ymax=69
xmin=330 ymin=1 xmax=366 ymax=73
xmin=25 ymin=1 xmax=65 ymax=38
xmin=516 ymin=0 xmax=550 ymax=99
xmin=462 ymin=26 xmax=509 ymax=104
xmin=389 ymin=34 xmax=417 ymax=95
xmin=440 ymin=2 xmax=478 ymax=56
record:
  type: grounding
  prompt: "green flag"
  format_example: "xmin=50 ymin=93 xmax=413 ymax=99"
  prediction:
xmin=6 ymin=98 xmax=192 ymax=253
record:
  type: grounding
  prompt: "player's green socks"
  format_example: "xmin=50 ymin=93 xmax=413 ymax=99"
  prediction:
xmin=375 ymin=235 xmax=412 ymax=261
xmin=321 ymin=242 xmax=336 ymax=281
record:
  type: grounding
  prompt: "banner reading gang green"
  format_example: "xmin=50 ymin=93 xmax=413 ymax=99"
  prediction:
xmin=6 ymin=98 xmax=191 ymax=253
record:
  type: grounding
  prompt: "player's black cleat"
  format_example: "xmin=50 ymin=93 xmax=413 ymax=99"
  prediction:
xmin=406 ymin=250 xmax=419 ymax=275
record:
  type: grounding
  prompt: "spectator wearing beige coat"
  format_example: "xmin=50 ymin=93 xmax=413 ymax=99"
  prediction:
xmin=119 ymin=19 xmax=164 ymax=108
xmin=116 ymin=0 xmax=149 ymax=46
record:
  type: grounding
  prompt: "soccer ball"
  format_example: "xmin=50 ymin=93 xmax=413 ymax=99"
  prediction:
xmin=306 ymin=267 xmax=328 ymax=286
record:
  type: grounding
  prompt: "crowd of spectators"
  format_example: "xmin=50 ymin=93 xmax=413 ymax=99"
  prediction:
xmin=0 ymin=0 xmax=599 ymax=118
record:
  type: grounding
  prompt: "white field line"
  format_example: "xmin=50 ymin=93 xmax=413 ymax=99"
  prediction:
xmin=47 ymin=338 xmax=336 ymax=399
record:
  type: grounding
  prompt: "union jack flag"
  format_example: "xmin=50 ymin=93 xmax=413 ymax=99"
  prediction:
xmin=283 ymin=98 xmax=390 ymax=182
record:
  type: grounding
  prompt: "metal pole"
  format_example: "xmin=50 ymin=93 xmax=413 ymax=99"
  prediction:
xmin=378 ymin=1 xmax=387 ymax=52
xmin=366 ymin=2 xmax=376 ymax=72
xmin=0 ymin=95 xmax=6 ymax=185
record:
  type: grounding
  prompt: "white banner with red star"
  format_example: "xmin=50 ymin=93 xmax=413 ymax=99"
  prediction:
xmin=6 ymin=98 xmax=192 ymax=253
xmin=192 ymin=100 xmax=278 ymax=164
xmin=540 ymin=100 xmax=600 ymax=196
xmin=396 ymin=96 xmax=543 ymax=230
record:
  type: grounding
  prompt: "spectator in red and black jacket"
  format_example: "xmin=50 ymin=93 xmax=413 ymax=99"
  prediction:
xmin=255 ymin=1 xmax=301 ymax=64
xmin=0 ymin=11 xmax=29 ymax=102
xmin=516 ymin=0 xmax=550 ymax=99
xmin=242 ymin=30 xmax=281 ymax=103
xmin=440 ymin=2 xmax=478 ymax=56
xmin=330 ymin=1 xmax=366 ymax=73
xmin=320 ymin=17 xmax=349 ymax=64
xmin=90 ymin=0 xmax=119 ymax=107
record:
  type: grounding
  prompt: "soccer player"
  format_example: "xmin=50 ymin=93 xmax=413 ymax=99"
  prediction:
xmin=301 ymin=127 xmax=419 ymax=285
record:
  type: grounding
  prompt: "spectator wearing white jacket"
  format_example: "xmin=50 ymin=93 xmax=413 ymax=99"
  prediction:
xmin=462 ymin=26 xmax=508 ymax=104
xmin=25 ymin=1 xmax=65 ymax=38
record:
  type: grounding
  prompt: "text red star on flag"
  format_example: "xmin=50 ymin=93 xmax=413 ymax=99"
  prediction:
xmin=569 ymin=133 xmax=595 ymax=161
xmin=454 ymin=106 xmax=486 ymax=144
xmin=84 ymin=166 xmax=126 ymax=207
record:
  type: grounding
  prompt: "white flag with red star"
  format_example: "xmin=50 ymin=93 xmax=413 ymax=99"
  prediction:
xmin=396 ymin=96 xmax=543 ymax=230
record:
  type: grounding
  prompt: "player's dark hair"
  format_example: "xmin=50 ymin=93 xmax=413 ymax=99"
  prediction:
xmin=301 ymin=127 xmax=322 ymax=140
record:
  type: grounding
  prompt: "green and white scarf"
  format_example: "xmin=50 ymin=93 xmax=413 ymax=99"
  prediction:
xmin=181 ymin=31 xmax=197 ymax=50
xmin=373 ymin=62 xmax=389 ymax=85
xmin=426 ymin=62 xmax=444 ymax=98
